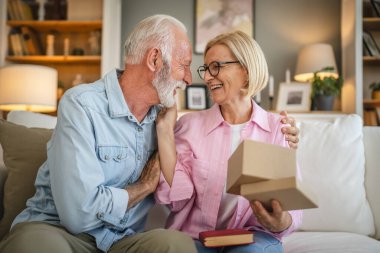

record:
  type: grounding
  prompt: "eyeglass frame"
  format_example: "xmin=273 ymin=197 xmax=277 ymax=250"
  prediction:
xmin=197 ymin=61 xmax=240 ymax=80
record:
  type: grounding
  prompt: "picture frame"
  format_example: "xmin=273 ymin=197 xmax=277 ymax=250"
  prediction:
xmin=194 ymin=0 xmax=254 ymax=54
xmin=363 ymin=30 xmax=380 ymax=56
xmin=276 ymin=82 xmax=311 ymax=112
xmin=185 ymin=84 xmax=209 ymax=110
xmin=371 ymin=0 xmax=380 ymax=17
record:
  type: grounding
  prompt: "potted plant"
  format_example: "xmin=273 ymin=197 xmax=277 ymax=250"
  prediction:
xmin=369 ymin=82 xmax=380 ymax=100
xmin=311 ymin=67 xmax=343 ymax=111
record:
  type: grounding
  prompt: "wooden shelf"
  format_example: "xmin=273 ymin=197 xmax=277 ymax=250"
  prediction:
xmin=6 ymin=55 xmax=101 ymax=63
xmin=363 ymin=56 xmax=380 ymax=63
xmin=363 ymin=17 xmax=380 ymax=30
xmin=363 ymin=98 xmax=380 ymax=109
xmin=6 ymin=20 xmax=102 ymax=32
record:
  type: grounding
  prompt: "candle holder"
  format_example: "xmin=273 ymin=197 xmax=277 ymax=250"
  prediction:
xmin=269 ymin=96 xmax=274 ymax=111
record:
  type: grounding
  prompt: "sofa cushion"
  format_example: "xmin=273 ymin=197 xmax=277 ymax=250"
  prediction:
xmin=7 ymin=110 xmax=57 ymax=129
xmin=363 ymin=127 xmax=380 ymax=240
xmin=283 ymin=231 xmax=380 ymax=253
xmin=297 ymin=115 xmax=375 ymax=235
xmin=0 ymin=119 xmax=53 ymax=239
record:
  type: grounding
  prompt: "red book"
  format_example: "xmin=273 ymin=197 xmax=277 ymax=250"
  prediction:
xmin=199 ymin=229 xmax=254 ymax=248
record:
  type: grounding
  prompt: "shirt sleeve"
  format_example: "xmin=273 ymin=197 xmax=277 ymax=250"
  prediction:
xmin=154 ymin=116 xmax=196 ymax=212
xmin=48 ymin=91 xmax=129 ymax=234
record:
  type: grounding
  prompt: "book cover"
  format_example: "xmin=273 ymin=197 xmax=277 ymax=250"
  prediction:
xmin=199 ymin=229 xmax=254 ymax=248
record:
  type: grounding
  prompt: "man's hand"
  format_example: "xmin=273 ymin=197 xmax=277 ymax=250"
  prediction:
xmin=251 ymin=200 xmax=292 ymax=233
xmin=139 ymin=151 xmax=161 ymax=193
xmin=125 ymin=151 xmax=160 ymax=209
xmin=280 ymin=111 xmax=299 ymax=149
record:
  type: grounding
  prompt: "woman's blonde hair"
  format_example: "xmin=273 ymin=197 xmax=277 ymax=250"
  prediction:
xmin=204 ymin=31 xmax=268 ymax=97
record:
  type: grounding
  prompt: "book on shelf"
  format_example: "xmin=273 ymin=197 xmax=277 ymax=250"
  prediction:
xmin=7 ymin=0 xmax=34 ymax=20
xmin=20 ymin=26 xmax=42 ymax=55
xmin=9 ymin=28 xmax=23 ymax=56
xmin=227 ymin=140 xmax=318 ymax=211
xmin=199 ymin=229 xmax=254 ymax=248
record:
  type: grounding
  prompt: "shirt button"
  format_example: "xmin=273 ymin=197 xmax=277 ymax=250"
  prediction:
xmin=128 ymin=115 xmax=133 ymax=120
xmin=117 ymin=155 xmax=122 ymax=160
xmin=138 ymin=128 xmax=142 ymax=132
xmin=97 ymin=212 xmax=105 ymax=219
xmin=120 ymin=219 xmax=126 ymax=224
xmin=104 ymin=155 xmax=110 ymax=160
xmin=137 ymin=155 xmax=141 ymax=160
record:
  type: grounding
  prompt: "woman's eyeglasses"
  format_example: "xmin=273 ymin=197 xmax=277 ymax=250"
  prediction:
xmin=197 ymin=61 xmax=240 ymax=80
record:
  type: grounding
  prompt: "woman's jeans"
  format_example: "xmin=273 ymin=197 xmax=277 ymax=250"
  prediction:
xmin=194 ymin=231 xmax=283 ymax=253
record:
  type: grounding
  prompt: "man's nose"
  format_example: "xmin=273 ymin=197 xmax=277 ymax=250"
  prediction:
xmin=184 ymin=69 xmax=192 ymax=86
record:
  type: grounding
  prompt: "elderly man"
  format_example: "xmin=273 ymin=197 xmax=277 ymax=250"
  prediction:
xmin=0 ymin=14 xmax=299 ymax=253
xmin=0 ymin=15 xmax=195 ymax=253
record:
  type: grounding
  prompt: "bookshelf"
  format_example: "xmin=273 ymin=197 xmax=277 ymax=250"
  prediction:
xmin=6 ymin=18 xmax=103 ymax=93
xmin=362 ymin=1 xmax=380 ymax=125
xmin=0 ymin=0 xmax=122 ymax=114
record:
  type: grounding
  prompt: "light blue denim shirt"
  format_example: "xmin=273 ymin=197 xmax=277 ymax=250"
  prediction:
xmin=12 ymin=69 xmax=160 ymax=252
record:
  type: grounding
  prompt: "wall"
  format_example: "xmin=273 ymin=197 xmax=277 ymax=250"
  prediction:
xmin=121 ymin=0 xmax=341 ymax=109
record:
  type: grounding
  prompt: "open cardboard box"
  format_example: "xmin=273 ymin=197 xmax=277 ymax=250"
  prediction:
xmin=227 ymin=140 xmax=318 ymax=211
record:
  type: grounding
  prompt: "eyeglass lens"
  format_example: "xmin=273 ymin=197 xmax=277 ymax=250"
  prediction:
xmin=197 ymin=61 xmax=240 ymax=80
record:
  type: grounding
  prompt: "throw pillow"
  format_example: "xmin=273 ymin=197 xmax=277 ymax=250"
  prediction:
xmin=297 ymin=115 xmax=375 ymax=235
xmin=7 ymin=110 xmax=57 ymax=129
xmin=0 ymin=120 xmax=53 ymax=239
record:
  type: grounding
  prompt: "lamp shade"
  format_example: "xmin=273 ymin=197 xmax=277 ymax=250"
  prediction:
xmin=0 ymin=64 xmax=58 ymax=112
xmin=294 ymin=43 xmax=338 ymax=82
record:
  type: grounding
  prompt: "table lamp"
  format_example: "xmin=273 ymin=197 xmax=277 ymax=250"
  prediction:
xmin=294 ymin=43 xmax=338 ymax=82
xmin=0 ymin=64 xmax=58 ymax=112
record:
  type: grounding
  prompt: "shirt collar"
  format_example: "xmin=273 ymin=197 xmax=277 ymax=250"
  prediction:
xmin=104 ymin=68 xmax=160 ymax=122
xmin=205 ymin=99 xmax=271 ymax=134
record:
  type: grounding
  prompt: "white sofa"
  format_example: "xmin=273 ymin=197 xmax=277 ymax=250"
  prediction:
xmin=0 ymin=110 xmax=380 ymax=252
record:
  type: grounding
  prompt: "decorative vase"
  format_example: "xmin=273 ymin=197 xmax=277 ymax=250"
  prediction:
xmin=313 ymin=95 xmax=335 ymax=111
xmin=372 ymin=91 xmax=380 ymax=100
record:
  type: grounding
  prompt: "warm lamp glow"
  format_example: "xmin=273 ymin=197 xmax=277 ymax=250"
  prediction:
xmin=294 ymin=43 xmax=338 ymax=82
xmin=0 ymin=64 xmax=58 ymax=112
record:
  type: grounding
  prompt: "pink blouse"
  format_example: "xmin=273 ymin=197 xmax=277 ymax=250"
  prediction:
xmin=155 ymin=101 xmax=303 ymax=240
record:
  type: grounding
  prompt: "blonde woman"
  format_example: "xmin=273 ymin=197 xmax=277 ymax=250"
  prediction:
xmin=155 ymin=31 xmax=302 ymax=253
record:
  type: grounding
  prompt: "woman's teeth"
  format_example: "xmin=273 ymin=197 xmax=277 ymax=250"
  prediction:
xmin=210 ymin=84 xmax=223 ymax=90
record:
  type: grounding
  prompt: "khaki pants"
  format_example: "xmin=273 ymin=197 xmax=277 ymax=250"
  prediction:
xmin=0 ymin=222 xmax=197 ymax=253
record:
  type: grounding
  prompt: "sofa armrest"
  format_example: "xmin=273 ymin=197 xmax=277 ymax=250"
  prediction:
xmin=363 ymin=126 xmax=380 ymax=240
xmin=0 ymin=163 xmax=8 ymax=220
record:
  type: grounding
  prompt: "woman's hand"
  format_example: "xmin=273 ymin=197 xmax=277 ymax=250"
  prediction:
xmin=156 ymin=105 xmax=177 ymax=132
xmin=280 ymin=111 xmax=300 ymax=149
xmin=251 ymin=200 xmax=292 ymax=233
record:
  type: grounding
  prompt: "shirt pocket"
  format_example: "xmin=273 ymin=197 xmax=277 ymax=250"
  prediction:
xmin=98 ymin=146 xmax=130 ymax=185
xmin=190 ymin=157 xmax=209 ymax=206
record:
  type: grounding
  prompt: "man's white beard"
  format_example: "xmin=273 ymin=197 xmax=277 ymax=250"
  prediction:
xmin=153 ymin=63 xmax=186 ymax=107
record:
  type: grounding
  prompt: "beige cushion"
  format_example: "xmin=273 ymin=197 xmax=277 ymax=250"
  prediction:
xmin=0 ymin=119 xmax=52 ymax=239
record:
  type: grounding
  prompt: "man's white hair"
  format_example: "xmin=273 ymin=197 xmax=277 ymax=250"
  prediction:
xmin=124 ymin=15 xmax=187 ymax=65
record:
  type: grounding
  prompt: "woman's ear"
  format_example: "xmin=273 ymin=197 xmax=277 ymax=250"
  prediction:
xmin=146 ymin=48 xmax=162 ymax=72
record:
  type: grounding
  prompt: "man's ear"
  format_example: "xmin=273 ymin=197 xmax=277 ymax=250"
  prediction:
xmin=146 ymin=48 xmax=162 ymax=72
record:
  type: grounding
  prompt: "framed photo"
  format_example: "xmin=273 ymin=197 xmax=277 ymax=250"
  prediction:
xmin=371 ymin=0 xmax=380 ymax=17
xmin=194 ymin=0 xmax=254 ymax=54
xmin=363 ymin=30 xmax=380 ymax=56
xmin=185 ymin=84 xmax=209 ymax=110
xmin=276 ymin=82 xmax=311 ymax=112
